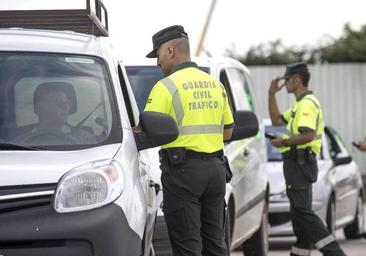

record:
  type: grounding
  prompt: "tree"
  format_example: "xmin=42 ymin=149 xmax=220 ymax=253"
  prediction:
xmin=227 ymin=23 xmax=366 ymax=65
xmin=320 ymin=23 xmax=366 ymax=62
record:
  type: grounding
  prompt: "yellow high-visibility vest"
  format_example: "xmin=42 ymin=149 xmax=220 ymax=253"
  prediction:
xmin=144 ymin=62 xmax=234 ymax=153
xmin=280 ymin=91 xmax=324 ymax=154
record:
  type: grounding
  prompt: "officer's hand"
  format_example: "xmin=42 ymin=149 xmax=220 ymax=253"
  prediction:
xmin=359 ymin=140 xmax=366 ymax=152
xmin=269 ymin=77 xmax=285 ymax=95
xmin=271 ymin=138 xmax=283 ymax=148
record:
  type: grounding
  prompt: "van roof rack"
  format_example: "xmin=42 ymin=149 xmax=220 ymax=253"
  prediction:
xmin=0 ymin=0 xmax=108 ymax=36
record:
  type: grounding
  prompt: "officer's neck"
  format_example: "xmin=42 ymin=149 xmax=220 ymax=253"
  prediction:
xmin=294 ymin=86 xmax=308 ymax=98
xmin=174 ymin=54 xmax=191 ymax=65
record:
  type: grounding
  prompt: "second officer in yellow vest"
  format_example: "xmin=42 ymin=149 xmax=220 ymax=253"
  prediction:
xmin=268 ymin=63 xmax=345 ymax=256
xmin=144 ymin=25 xmax=234 ymax=256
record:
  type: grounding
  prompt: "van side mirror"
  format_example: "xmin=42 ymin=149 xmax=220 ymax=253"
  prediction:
xmin=334 ymin=152 xmax=352 ymax=166
xmin=134 ymin=111 xmax=178 ymax=151
xmin=229 ymin=110 xmax=259 ymax=141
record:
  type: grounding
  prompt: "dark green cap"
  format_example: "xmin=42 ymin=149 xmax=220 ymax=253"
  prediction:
xmin=280 ymin=62 xmax=309 ymax=79
xmin=146 ymin=25 xmax=188 ymax=58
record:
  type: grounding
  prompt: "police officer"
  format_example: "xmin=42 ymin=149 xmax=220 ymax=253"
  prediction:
xmin=268 ymin=63 xmax=346 ymax=256
xmin=144 ymin=25 xmax=234 ymax=256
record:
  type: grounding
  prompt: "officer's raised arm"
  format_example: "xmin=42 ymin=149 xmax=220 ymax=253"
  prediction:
xmin=268 ymin=77 xmax=286 ymax=126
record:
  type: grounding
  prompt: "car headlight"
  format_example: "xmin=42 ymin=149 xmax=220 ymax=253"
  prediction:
xmin=54 ymin=159 xmax=124 ymax=213
xmin=269 ymin=190 xmax=288 ymax=201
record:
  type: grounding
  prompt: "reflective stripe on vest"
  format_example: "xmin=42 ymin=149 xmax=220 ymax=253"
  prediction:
xmin=160 ymin=77 xmax=224 ymax=135
xmin=285 ymin=95 xmax=322 ymax=147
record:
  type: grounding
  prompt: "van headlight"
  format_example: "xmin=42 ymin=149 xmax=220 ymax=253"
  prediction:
xmin=54 ymin=159 xmax=124 ymax=213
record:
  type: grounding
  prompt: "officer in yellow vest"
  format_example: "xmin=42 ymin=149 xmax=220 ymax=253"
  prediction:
xmin=144 ymin=25 xmax=234 ymax=256
xmin=268 ymin=63 xmax=345 ymax=256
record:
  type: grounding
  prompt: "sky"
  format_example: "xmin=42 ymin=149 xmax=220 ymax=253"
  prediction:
xmin=1 ymin=0 xmax=365 ymax=59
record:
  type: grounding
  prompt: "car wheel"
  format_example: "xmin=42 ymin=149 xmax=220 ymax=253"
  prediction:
xmin=224 ymin=207 xmax=232 ymax=256
xmin=326 ymin=196 xmax=336 ymax=235
xmin=344 ymin=194 xmax=364 ymax=239
xmin=242 ymin=203 xmax=269 ymax=256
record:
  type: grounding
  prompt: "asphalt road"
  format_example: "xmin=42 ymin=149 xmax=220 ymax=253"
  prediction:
xmin=232 ymin=205 xmax=366 ymax=256
xmin=267 ymin=231 xmax=366 ymax=256
xmin=231 ymin=231 xmax=366 ymax=256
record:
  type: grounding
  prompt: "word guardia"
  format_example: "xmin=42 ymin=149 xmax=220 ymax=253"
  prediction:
xmin=182 ymin=80 xmax=220 ymax=110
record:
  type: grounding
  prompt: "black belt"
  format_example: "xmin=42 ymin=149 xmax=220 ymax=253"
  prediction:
xmin=282 ymin=148 xmax=315 ymax=160
xmin=185 ymin=149 xmax=223 ymax=159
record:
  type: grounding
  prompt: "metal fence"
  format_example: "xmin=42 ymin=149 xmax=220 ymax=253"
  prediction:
xmin=248 ymin=63 xmax=366 ymax=175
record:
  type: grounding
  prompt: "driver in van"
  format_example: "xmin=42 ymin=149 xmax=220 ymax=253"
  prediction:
xmin=16 ymin=82 xmax=95 ymax=145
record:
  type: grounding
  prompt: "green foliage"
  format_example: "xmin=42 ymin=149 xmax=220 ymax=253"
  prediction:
xmin=320 ymin=23 xmax=366 ymax=62
xmin=228 ymin=23 xmax=366 ymax=65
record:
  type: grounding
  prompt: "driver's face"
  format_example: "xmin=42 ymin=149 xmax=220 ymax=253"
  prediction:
xmin=42 ymin=91 xmax=70 ymax=125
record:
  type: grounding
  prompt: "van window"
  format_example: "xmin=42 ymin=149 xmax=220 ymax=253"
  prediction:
xmin=227 ymin=68 xmax=254 ymax=112
xmin=126 ymin=65 xmax=210 ymax=112
xmin=219 ymin=70 xmax=235 ymax=113
xmin=0 ymin=52 xmax=121 ymax=150
xmin=126 ymin=66 xmax=163 ymax=112
xmin=118 ymin=65 xmax=136 ymax=127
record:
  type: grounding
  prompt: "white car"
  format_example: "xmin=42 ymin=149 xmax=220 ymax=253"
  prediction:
xmin=265 ymin=122 xmax=365 ymax=240
xmin=124 ymin=57 xmax=269 ymax=255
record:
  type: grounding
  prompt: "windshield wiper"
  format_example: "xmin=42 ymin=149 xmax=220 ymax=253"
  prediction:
xmin=0 ymin=143 xmax=46 ymax=151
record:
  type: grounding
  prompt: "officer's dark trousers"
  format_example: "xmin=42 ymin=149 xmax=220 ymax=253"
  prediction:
xmin=284 ymin=159 xmax=346 ymax=256
xmin=161 ymin=157 xmax=227 ymax=256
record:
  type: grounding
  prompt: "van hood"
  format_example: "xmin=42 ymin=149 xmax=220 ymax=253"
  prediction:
xmin=0 ymin=144 xmax=121 ymax=186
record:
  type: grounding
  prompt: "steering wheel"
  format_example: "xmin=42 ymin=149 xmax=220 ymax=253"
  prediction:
xmin=16 ymin=130 xmax=80 ymax=145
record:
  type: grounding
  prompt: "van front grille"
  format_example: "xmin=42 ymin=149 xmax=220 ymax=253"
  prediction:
xmin=0 ymin=184 xmax=56 ymax=213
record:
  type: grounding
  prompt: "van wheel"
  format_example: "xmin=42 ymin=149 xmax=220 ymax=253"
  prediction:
xmin=326 ymin=196 xmax=336 ymax=235
xmin=242 ymin=203 xmax=269 ymax=256
xmin=224 ymin=207 xmax=232 ymax=256
xmin=344 ymin=194 xmax=364 ymax=239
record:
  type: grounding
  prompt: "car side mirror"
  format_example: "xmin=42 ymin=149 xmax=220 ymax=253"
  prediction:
xmin=229 ymin=110 xmax=259 ymax=142
xmin=134 ymin=111 xmax=178 ymax=151
xmin=334 ymin=152 xmax=352 ymax=166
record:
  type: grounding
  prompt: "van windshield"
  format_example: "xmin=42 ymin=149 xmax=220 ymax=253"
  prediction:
xmin=0 ymin=53 xmax=121 ymax=150
xmin=126 ymin=65 xmax=210 ymax=112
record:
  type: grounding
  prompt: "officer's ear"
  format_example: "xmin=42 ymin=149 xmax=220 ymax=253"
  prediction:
xmin=167 ymin=45 xmax=175 ymax=58
xmin=293 ymin=75 xmax=302 ymax=86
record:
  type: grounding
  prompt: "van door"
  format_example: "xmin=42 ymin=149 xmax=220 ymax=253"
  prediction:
xmin=219 ymin=66 xmax=266 ymax=244
xmin=325 ymin=127 xmax=358 ymax=223
xmin=117 ymin=63 xmax=157 ymax=242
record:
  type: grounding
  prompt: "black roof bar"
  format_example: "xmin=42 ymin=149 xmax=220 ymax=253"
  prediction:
xmin=0 ymin=0 xmax=109 ymax=37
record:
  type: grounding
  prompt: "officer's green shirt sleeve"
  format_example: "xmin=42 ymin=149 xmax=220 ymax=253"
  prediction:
xmin=281 ymin=108 xmax=292 ymax=123
xmin=223 ymin=92 xmax=234 ymax=128
xmin=144 ymin=82 xmax=172 ymax=114
xmin=297 ymin=100 xmax=317 ymax=132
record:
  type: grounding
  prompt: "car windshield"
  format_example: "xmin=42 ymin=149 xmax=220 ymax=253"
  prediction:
xmin=265 ymin=125 xmax=286 ymax=161
xmin=126 ymin=65 xmax=210 ymax=112
xmin=0 ymin=53 xmax=120 ymax=150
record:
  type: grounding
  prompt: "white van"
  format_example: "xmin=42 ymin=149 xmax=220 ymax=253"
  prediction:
xmin=0 ymin=3 xmax=181 ymax=256
xmin=125 ymin=57 xmax=269 ymax=255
